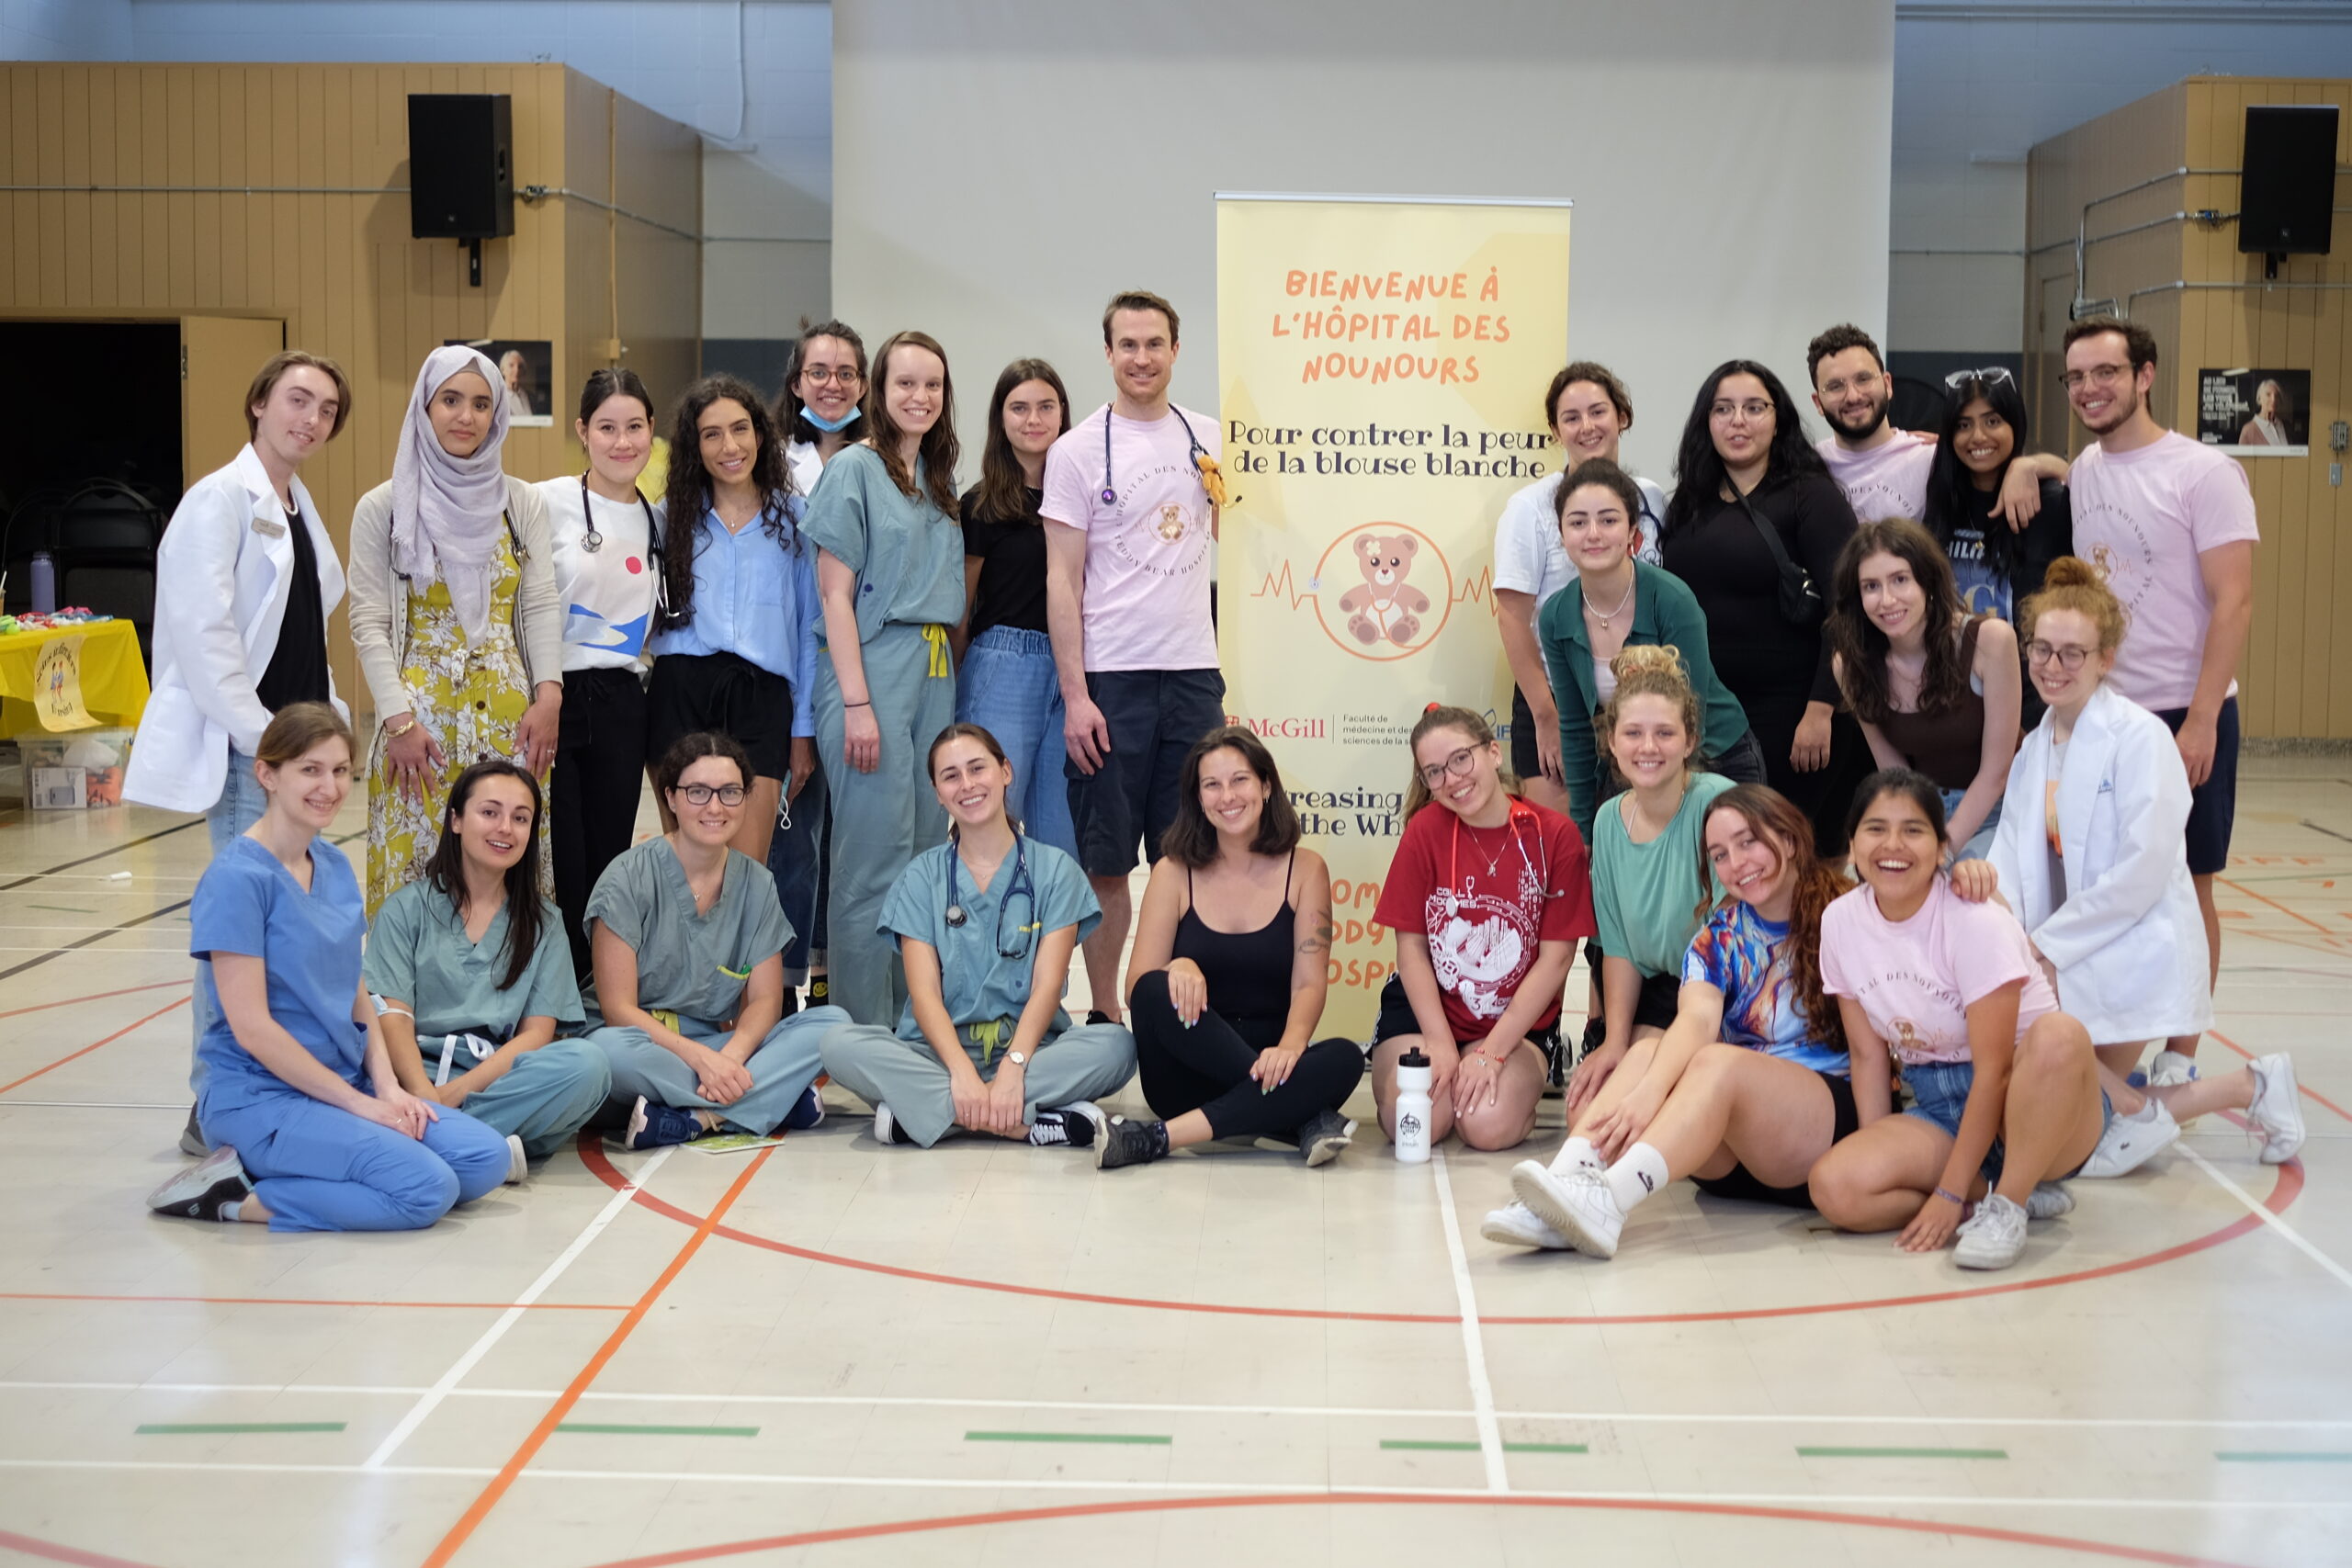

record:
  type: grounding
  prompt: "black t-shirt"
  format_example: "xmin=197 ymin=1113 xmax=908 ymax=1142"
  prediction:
xmin=254 ymin=502 xmax=333 ymax=713
xmin=1658 ymin=469 xmax=1856 ymax=709
xmin=960 ymin=486 xmax=1050 ymax=638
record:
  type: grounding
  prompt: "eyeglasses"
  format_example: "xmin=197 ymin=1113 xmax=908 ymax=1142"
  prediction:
xmin=2059 ymin=363 xmax=2132 ymax=392
xmin=799 ymin=367 xmax=862 ymax=386
xmin=2024 ymin=640 xmax=2093 ymax=671
xmin=1942 ymin=367 xmax=2017 ymax=392
xmin=1709 ymin=400 xmax=1773 ymax=423
xmin=1418 ymin=745 xmax=1483 ymax=788
xmin=673 ymin=783 xmax=748 ymax=806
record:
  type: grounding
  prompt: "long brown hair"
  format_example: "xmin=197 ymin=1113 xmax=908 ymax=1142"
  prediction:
xmin=1827 ymin=517 xmax=1974 ymax=725
xmin=1159 ymin=726 xmax=1303 ymax=867
xmin=1403 ymin=705 xmax=1514 ymax=819
xmin=660 ymin=375 xmax=798 ymax=632
xmin=423 ymin=759 xmax=548 ymax=994
xmin=865 ymin=331 xmax=961 ymax=515
xmin=927 ymin=721 xmax=1021 ymax=833
xmin=968 ymin=358 xmax=1071 ymax=525
xmin=1697 ymin=784 xmax=1845 ymax=1053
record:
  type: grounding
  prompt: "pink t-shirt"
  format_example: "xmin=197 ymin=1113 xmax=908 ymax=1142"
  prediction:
xmin=2067 ymin=431 xmax=2258 ymax=711
xmin=1040 ymin=402 xmax=1219 ymax=672
xmin=1819 ymin=878 xmax=2056 ymax=1065
xmin=1815 ymin=433 xmax=1934 ymax=523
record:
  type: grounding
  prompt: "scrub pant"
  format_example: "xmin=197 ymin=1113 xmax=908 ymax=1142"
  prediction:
xmin=955 ymin=626 xmax=1079 ymax=863
xmin=767 ymin=762 xmax=829 ymax=985
xmin=189 ymin=747 xmax=269 ymax=1100
xmin=820 ymin=1019 xmax=1137 ymax=1147
xmin=198 ymin=1086 xmax=509 ymax=1234
xmin=553 ymin=667 xmax=650 ymax=977
xmin=447 ymin=1039 xmax=614 ymax=1160
xmin=586 ymin=1005 xmax=846 ymax=1135
xmin=814 ymin=623 xmax=956 ymax=1027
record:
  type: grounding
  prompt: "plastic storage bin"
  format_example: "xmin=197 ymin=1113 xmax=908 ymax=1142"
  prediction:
xmin=15 ymin=727 xmax=134 ymax=809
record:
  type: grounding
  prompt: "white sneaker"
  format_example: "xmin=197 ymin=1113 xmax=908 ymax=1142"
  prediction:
xmin=2076 ymin=1096 xmax=2179 ymax=1179
xmin=1510 ymin=1159 xmax=1624 ymax=1259
xmin=504 ymin=1134 xmax=527 ymax=1185
xmin=872 ymin=1103 xmax=909 ymax=1146
xmin=1954 ymin=1192 xmax=2028 ymax=1269
xmin=1480 ymin=1200 xmax=1568 ymax=1250
xmin=2148 ymin=1050 xmax=2200 ymax=1088
xmin=2026 ymin=1180 xmax=2074 ymax=1220
xmin=2248 ymin=1054 xmax=2306 ymax=1165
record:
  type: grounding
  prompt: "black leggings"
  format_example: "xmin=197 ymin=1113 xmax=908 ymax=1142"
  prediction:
xmin=553 ymin=667 xmax=648 ymax=976
xmin=1127 ymin=969 xmax=1364 ymax=1142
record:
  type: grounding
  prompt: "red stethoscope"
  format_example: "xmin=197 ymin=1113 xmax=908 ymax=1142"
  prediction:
xmin=1446 ymin=796 xmax=1562 ymax=900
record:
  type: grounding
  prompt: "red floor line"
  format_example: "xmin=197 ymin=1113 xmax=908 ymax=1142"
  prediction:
xmin=2217 ymin=875 xmax=2341 ymax=940
xmin=0 ymin=1291 xmax=629 ymax=1312
xmin=572 ymin=1490 xmax=2263 ymax=1568
xmin=2208 ymin=1027 xmax=2352 ymax=1122
xmin=575 ymin=1135 xmax=2303 ymax=1327
xmin=0 ymin=997 xmax=189 ymax=1097
xmin=0 ymin=979 xmax=189 ymax=1022
xmin=0 ymin=1529 xmax=165 ymax=1568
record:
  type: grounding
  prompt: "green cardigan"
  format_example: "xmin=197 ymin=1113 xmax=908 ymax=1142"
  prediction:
xmin=1537 ymin=559 xmax=1753 ymax=842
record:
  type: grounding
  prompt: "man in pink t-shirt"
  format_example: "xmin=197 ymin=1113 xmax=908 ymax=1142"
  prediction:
xmin=1042 ymin=289 xmax=1224 ymax=1021
xmin=1806 ymin=323 xmax=2061 ymax=525
xmin=2063 ymin=316 xmax=2258 ymax=1071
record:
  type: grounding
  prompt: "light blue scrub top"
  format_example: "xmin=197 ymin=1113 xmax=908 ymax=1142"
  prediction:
xmin=189 ymin=836 xmax=368 ymax=1111
xmin=362 ymin=879 xmax=584 ymax=1038
xmin=583 ymin=838 xmax=792 ymax=1026
xmin=879 ymin=836 xmax=1099 ymax=1053
xmin=649 ymin=497 xmax=823 ymax=737
xmin=801 ymin=445 xmax=966 ymax=640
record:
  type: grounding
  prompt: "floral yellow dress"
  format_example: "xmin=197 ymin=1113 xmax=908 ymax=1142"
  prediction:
xmin=365 ymin=534 xmax=553 ymax=916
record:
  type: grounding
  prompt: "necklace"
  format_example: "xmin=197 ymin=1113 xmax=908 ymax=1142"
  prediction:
xmin=1624 ymin=777 xmax=1688 ymax=841
xmin=1583 ymin=571 xmax=1635 ymax=628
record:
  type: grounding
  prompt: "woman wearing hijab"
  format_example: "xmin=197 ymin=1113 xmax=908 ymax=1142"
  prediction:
xmin=349 ymin=345 xmax=564 ymax=917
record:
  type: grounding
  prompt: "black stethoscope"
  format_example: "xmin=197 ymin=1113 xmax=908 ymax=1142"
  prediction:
xmin=577 ymin=472 xmax=660 ymax=556
xmin=945 ymin=828 xmax=1041 ymax=961
xmin=1101 ymin=405 xmax=1210 ymax=507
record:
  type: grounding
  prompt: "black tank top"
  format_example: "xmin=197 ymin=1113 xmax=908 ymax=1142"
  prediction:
xmin=1171 ymin=852 xmax=1295 ymax=1026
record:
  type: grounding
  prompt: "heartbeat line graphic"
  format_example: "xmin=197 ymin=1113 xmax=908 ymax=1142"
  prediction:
xmin=1253 ymin=561 xmax=1317 ymax=609
xmin=1452 ymin=565 xmax=1494 ymax=606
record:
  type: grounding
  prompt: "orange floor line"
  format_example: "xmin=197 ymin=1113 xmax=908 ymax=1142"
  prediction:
xmin=0 ymin=1291 xmax=630 ymax=1312
xmin=0 ymin=997 xmax=189 ymax=1096
xmin=2208 ymin=1026 xmax=2352 ymax=1122
xmin=2216 ymin=874 xmax=2340 ymax=939
xmin=0 ymin=979 xmax=189 ymax=1022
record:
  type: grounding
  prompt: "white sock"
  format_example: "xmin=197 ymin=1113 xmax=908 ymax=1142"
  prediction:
xmin=1552 ymin=1135 xmax=1601 ymax=1174
xmin=1604 ymin=1143 xmax=1670 ymax=1214
xmin=2118 ymin=1096 xmax=2163 ymax=1123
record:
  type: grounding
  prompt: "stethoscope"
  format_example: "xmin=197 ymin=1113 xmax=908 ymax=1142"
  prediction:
xmin=577 ymin=472 xmax=660 ymax=556
xmin=1101 ymin=404 xmax=1210 ymax=507
xmin=945 ymin=827 xmax=1041 ymax=961
xmin=1444 ymin=797 xmax=1565 ymax=904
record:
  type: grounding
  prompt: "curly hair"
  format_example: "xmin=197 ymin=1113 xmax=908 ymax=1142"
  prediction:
xmin=660 ymin=375 xmax=798 ymax=631
xmin=1597 ymin=644 xmax=1704 ymax=788
xmin=2018 ymin=554 xmax=2128 ymax=654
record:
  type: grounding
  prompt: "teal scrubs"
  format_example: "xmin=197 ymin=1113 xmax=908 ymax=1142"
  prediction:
xmin=803 ymin=445 xmax=967 ymax=1027
xmin=579 ymin=837 xmax=846 ymax=1134
xmin=363 ymin=880 xmax=611 ymax=1160
xmin=819 ymin=835 xmax=1136 ymax=1146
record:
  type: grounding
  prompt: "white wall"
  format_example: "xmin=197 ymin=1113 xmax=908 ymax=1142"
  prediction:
xmin=832 ymin=0 xmax=1895 ymax=480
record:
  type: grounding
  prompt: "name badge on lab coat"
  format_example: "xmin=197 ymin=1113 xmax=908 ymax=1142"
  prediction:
xmin=251 ymin=516 xmax=287 ymax=538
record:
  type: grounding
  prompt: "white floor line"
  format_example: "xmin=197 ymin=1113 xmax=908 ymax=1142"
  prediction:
xmin=2179 ymin=1145 xmax=2352 ymax=1293
xmin=358 ymin=1145 xmax=673 ymax=1471
xmin=1429 ymin=1147 xmax=1507 ymax=1495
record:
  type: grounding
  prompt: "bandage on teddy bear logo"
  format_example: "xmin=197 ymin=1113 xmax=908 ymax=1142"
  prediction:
xmin=1310 ymin=523 xmax=1452 ymax=660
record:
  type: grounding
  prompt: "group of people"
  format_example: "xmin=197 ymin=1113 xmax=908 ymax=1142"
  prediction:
xmin=130 ymin=293 xmax=2301 ymax=1274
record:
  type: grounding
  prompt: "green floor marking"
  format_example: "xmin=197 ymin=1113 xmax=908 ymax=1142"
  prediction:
xmin=1797 ymin=1445 xmax=2007 ymax=1460
xmin=137 ymin=1422 xmax=346 ymax=1435
xmin=964 ymin=1431 xmax=1171 ymax=1446
xmin=555 ymin=1423 xmax=759 ymax=1438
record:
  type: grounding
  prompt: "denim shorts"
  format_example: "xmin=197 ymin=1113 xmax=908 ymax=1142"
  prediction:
xmin=1902 ymin=1057 xmax=2113 ymax=1183
xmin=1939 ymin=787 xmax=2003 ymax=864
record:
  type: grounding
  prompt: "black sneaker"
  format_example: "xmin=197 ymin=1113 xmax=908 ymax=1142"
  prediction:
xmin=1085 ymin=1009 xmax=1117 ymax=1027
xmin=1095 ymin=1115 xmax=1170 ymax=1170
xmin=623 ymin=1096 xmax=707 ymax=1150
xmin=1029 ymin=1100 xmax=1106 ymax=1149
xmin=1299 ymin=1110 xmax=1356 ymax=1168
xmin=178 ymin=1105 xmax=208 ymax=1157
xmin=146 ymin=1145 xmax=250 ymax=1221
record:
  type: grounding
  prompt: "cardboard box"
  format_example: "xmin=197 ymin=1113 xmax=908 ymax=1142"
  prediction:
xmin=15 ymin=727 xmax=133 ymax=809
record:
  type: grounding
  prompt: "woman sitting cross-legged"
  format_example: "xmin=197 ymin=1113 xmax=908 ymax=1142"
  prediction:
xmin=148 ymin=702 xmax=510 ymax=1230
xmin=582 ymin=731 xmax=848 ymax=1148
xmin=364 ymin=759 xmax=612 ymax=1180
xmin=1097 ymin=726 xmax=1366 ymax=1170
xmin=1491 ymin=784 xmax=1856 ymax=1258
xmin=820 ymin=723 xmax=1136 ymax=1149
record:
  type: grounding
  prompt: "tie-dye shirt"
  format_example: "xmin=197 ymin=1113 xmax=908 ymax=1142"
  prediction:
xmin=1681 ymin=898 xmax=1847 ymax=1075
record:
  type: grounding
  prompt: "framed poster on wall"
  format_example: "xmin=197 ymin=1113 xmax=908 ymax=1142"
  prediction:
xmin=2198 ymin=367 xmax=2309 ymax=456
xmin=446 ymin=338 xmax=555 ymax=427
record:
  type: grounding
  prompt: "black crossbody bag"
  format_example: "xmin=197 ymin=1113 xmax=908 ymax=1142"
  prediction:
xmin=1725 ymin=479 xmax=1823 ymax=626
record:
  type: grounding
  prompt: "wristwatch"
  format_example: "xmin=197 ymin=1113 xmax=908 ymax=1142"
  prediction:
xmin=1004 ymin=1050 xmax=1028 ymax=1068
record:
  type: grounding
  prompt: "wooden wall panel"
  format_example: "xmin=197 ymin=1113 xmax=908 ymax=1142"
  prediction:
xmin=0 ymin=62 xmax=701 ymax=726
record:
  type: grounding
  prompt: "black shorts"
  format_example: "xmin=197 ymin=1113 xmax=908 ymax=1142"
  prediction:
xmin=1689 ymin=1068 xmax=1860 ymax=1209
xmin=1510 ymin=684 xmax=1545 ymax=781
xmin=1628 ymin=966 xmax=1682 ymax=1032
xmin=646 ymin=649 xmax=795 ymax=782
xmin=2154 ymin=695 xmax=2239 ymax=877
xmin=1067 ymin=667 xmax=1226 ymax=876
xmin=1370 ymin=974 xmax=1563 ymax=1053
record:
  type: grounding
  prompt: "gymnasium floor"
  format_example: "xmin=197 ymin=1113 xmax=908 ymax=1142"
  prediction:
xmin=0 ymin=763 xmax=2347 ymax=1568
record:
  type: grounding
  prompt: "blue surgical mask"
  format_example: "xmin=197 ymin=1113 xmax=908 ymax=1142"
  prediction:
xmin=800 ymin=403 xmax=861 ymax=434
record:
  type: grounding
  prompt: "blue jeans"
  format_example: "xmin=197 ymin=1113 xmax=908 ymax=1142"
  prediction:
xmin=1939 ymin=787 xmax=2002 ymax=864
xmin=956 ymin=626 xmax=1078 ymax=863
xmin=190 ymin=747 xmax=269 ymax=1097
xmin=766 ymin=761 xmax=829 ymax=983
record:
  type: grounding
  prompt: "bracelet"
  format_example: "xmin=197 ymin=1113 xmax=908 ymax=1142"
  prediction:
xmin=843 ymin=700 xmax=872 ymax=709
xmin=384 ymin=716 xmax=418 ymax=739
xmin=1933 ymin=1186 xmax=1965 ymax=1207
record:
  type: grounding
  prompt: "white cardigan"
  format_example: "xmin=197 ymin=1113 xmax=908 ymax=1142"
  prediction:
xmin=125 ymin=445 xmax=347 ymax=814
xmin=1988 ymin=682 xmax=2212 ymax=1043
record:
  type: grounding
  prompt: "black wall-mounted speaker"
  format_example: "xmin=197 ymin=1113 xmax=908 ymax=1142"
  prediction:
xmin=2239 ymin=104 xmax=2338 ymax=256
xmin=408 ymin=94 xmax=515 ymax=241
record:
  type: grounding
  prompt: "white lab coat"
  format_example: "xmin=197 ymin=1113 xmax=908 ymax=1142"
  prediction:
xmin=124 ymin=445 xmax=346 ymax=814
xmin=1987 ymin=682 xmax=2211 ymax=1043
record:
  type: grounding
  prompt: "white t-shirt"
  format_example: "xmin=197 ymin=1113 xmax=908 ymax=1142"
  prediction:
xmin=536 ymin=477 xmax=662 ymax=671
xmin=1039 ymin=402 xmax=1220 ymax=671
xmin=786 ymin=439 xmax=824 ymax=502
xmin=1490 ymin=470 xmax=1666 ymax=617
xmin=1820 ymin=877 xmax=2057 ymax=1066
xmin=1815 ymin=433 xmax=1935 ymax=523
xmin=2067 ymin=431 xmax=2259 ymax=711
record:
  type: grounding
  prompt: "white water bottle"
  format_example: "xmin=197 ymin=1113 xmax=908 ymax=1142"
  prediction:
xmin=1394 ymin=1047 xmax=1432 ymax=1164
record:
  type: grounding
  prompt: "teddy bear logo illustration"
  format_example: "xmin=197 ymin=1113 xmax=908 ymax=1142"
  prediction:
xmin=1154 ymin=503 xmax=1188 ymax=543
xmin=1336 ymin=533 xmax=1431 ymax=647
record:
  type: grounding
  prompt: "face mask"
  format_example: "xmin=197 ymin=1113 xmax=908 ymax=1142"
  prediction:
xmin=800 ymin=403 xmax=861 ymax=434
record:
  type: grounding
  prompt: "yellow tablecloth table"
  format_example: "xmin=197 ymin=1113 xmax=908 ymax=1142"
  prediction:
xmin=0 ymin=619 xmax=150 ymax=737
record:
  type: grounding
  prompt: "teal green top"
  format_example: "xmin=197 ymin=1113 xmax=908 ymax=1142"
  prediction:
xmin=362 ymin=879 xmax=582 ymax=1038
xmin=801 ymin=445 xmax=966 ymax=640
xmin=1591 ymin=771 xmax=1736 ymax=978
xmin=1538 ymin=559 xmax=1751 ymax=843
xmin=582 ymin=838 xmax=791 ymax=1025
xmin=879 ymin=835 xmax=1100 ymax=1055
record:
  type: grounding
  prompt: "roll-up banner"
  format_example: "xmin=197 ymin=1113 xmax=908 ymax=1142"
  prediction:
xmin=1216 ymin=193 xmax=1574 ymax=1035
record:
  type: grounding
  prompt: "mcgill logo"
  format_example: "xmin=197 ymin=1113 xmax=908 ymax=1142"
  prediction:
xmin=1227 ymin=715 xmax=1328 ymax=739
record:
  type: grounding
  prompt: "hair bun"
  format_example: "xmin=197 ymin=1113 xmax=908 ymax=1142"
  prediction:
xmin=2041 ymin=555 xmax=2102 ymax=590
xmin=1611 ymin=643 xmax=1687 ymax=682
